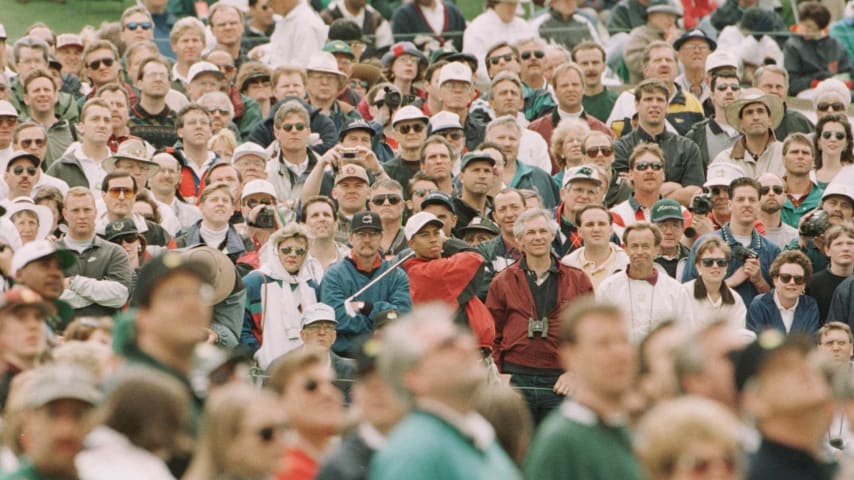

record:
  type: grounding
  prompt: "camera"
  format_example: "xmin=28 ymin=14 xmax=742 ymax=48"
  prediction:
xmin=252 ymin=206 xmax=277 ymax=229
xmin=340 ymin=147 xmax=358 ymax=160
xmin=383 ymin=86 xmax=402 ymax=111
xmin=799 ymin=209 xmax=830 ymax=238
xmin=689 ymin=194 xmax=713 ymax=215
xmin=732 ymin=245 xmax=758 ymax=263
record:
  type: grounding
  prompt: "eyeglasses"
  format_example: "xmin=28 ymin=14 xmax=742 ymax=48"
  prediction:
xmin=701 ymin=257 xmax=728 ymax=267
xmin=634 ymin=161 xmax=663 ymax=171
xmin=0 ymin=117 xmax=17 ymax=127
xmin=107 ymin=186 xmax=134 ymax=198
xmin=703 ymin=186 xmax=730 ymax=196
xmin=397 ymin=123 xmax=425 ymax=134
xmin=440 ymin=131 xmax=463 ymax=141
xmin=281 ymin=122 xmax=306 ymax=132
xmin=12 ymin=166 xmax=37 ymax=176
xmin=822 ymin=131 xmax=846 ymax=140
xmin=279 ymin=246 xmax=306 ymax=256
xmin=520 ymin=50 xmax=545 ymax=61
xmin=585 ymin=146 xmax=613 ymax=158
xmin=87 ymin=57 xmax=115 ymax=70
xmin=777 ymin=273 xmax=806 ymax=285
xmin=714 ymin=83 xmax=740 ymax=92
xmin=818 ymin=102 xmax=846 ymax=112
xmin=207 ymin=106 xmax=230 ymax=115
xmin=246 ymin=199 xmax=273 ymax=209
xmin=371 ymin=194 xmax=402 ymax=206
xmin=256 ymin=423 xmax=288 ymax=443
xmin=413 ymin=188 xmax=436 ymax=197
xmin=488 ymin=53 xmax=515 ymax=65
xmin=822 ymin=339 xmax=852 ymax=347
xmin=759 ymin=185 xmax=784 ymax=196
xmin=20 ymin=138 xmax=45 ymax=149
xmin=124 ymin=21 xmax=152 ymax=30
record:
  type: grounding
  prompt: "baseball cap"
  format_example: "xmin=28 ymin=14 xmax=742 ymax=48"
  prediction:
xmin=459 ymin=216 xmax=500 ymax=236
xmin=27 ymin=364 xmax=103 ymax=409
xmin=460 ymin=151 xmax=495 ymax=171
xmin=429 ymin=111 xmax=463 ymax=134
xmin=404 ymin=211 xmax=444 ymax=241
xmin=188 ymin=61 xmax=225 ymax=83
xmin=730 ymin=329 xmax=813 ymax=392
xmin=133 ymin=251 xmax=212 ymax=308
xmin=11 ymin=239 xmax=76 ymax=278
xmin=0 ymin=100 xmax=18 ymax=118
xmin=334 ymin=163 xmax=369 ymax=185
xmin=420 ymin=190 xmax=455 ymax=214
xmin=392 ymin=105 xmax=429 ymax=127
xmin=704 ymin=162 xmax=742 ymax=188
xmin=350 ymin=210 xmax=382 ymax=233
xmin=438 ymin=62 xmax=472 ymax=86
xmin=673 ymin=28 xmax=716 ymax=51
xmin=646 ymin=0 xmax=682 ymax=16
xmin=241 ymin=179 xmax=277 ymax=202
xmin=6 ymin=150 xmax=41 ymax=169
xmin=323 ymin=40 xmax=355 ymax=59
xmin=562 ymin=164 xmax=602 ymax=189
xmin=0 ymin=287 xmax=52 ymax=316
xmin=231 ymin=142 xmax=268 ymax=165
xmin=339 ymin=118 xmax=375 ymax=140
xmin=104 ymin=217 xmax=139 ymax=242
xmin=56 ymin=33 xmax=84 ymax=49
xmin=651 ymin=199 xmax=684 ymax=222
xmin=300 ymin=303 xmax=337 ymax=329
xmin=822 ymin=183 xmax=854 ymax=205
xmin=706 ymin=50 xmax=738 ymax=73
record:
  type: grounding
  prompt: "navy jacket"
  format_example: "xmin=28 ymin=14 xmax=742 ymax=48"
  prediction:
xmin=246 ymin=97 xmax=337 ymax=154
xmin=746 ymin=290 xmax=820 ymax=337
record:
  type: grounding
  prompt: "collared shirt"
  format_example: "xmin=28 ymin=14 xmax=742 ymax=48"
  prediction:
xmin=561 ymin=398 xmax=628 ymax=428
xmin=562 ymin=244 xmax=630 ymax=289
xmin=675 ymin=73 xmax=710 ymax=103
xmin=71 ymin=142 xmax=109 ymax=191
xmin=773 ymin=290 xmax=799 ymax=333
xmin=711 ymin=135 xmax=786 ymax=179
xmin=557 ymin=108 xmax=584 ymax=121
xmin=417 ymin=398 xmax=496 ymax=452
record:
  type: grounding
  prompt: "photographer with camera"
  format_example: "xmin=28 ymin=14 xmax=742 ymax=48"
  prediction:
xmin=785 ymin=184 xmax=854 ymax=274
xmin=235 ymin=179 xmax=284 ymax=271
xmin=683 ymin=177 xmax=780 ymax=307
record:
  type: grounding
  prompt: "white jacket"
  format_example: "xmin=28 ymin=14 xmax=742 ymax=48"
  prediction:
xmin=76 ymin=427 xmax=176 ymax=480
xmin=265 ymin=1 xmax=328 ymax=67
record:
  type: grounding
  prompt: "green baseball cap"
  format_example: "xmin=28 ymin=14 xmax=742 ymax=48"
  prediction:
xmin=651 ymin=199 xmax=684 ymax=222
xmin=323 ymin=40 xmax=354 ymax=60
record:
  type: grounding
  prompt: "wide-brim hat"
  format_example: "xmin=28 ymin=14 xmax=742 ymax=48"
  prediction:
xmin=179 ymin=246 xmax=236 ymax=305
xmin=350 ymin=63 xmax=384 ymax=91
xmin=724 ymin=88 xmax=784 ymax=134
xmin=102 ymin=138 xmax=160 ymax=179
xmin=306 ymin=52 xmax=348 ymax=80
xmin=6 ymin=199 xmax=54 ymax=241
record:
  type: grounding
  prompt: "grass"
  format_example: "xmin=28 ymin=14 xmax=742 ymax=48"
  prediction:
xmin=0 ymin=0 xmax=136 ymax=39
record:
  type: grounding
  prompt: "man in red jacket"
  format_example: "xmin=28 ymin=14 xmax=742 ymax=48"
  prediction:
xmin=486 ymin=208 xmax=594 ymax=424
xmin=402 ymin=211 xmax=495 ymax=355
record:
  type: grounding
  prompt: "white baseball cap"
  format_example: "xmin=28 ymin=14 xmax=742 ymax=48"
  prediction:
xmin=438 ymin=61 xmax=472 ymax=86
xmin=404 ymin=211 xmax=444 ymax=241
xmin=232 ymin=142 xmax=268 ymax=165
xmin=704 ymin=162 xmax=743 ymax=188
xmin=300 ymin=303 xmax=337 ymax=329
xmin=429 ymin=111 xmax=462 ymax=133
xmin=11 ymin=239 xmax=76 ymax=278
xmin=0 ymin=100 xmax=18 ymax=118
xmin=392 ymin=105 xmax=429 ymax=127
xmin=562 ymin=164 xmax=602 ymax=189
xmin=823 ymin=183 xmax=854 ymax=205
xmin=188 ymin=61 xmax=225 ymax=83
xmin=240 ymin=179 xmax=277 ymax=202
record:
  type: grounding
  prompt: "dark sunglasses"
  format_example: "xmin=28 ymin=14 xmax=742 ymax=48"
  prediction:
xmin=107 ymin=186 xmax=134 ymax=198
xmin=12 ymin=166 xmax=37 ymax=176
xmin=489 ymin=53 xmax=515 ymax=65
xmin=207 ymin=106 xmax=231 ymax=115
xmin=440 ymin=131 xmax=463 ymax=141
xmin=371 ymin=194 xmax=402 ymax=206
xmin=116 ymin=234 xmax=140 ymax=244
xmin=634 ymin=161 xmax=663 ymax=171
xmin=350 ymin=79 xmax=369 ymax=89
xmin=703 ymin=186 xmax=730 ymax=196
xmin=778 ymin=273 xmax=806 ymax=285
xmin=245 ymin=199 xmax=273 ymax=209
xmin=256 ymin=423 xmax=288 ymax=443
xmin=818 ymin=102 xmax=846 ymax=112
xmin=822 ymin=131 xmax=846 ymax=140
xmin=281 ymin=122 xmax=306 ymax=132
xmin=88 ymin=57 xmax=115 ymax=70
xmin=20 ymin=138 xmax=45 ymax=148
xmin=759 ymin=185 xmax=784 ymax=196
xmin=413 ymin=188 xmax=436 ymax=197
xmin=279 ymin=246 xmax=307 ymax=256
xmin=397 ymin=123 xmax=425 ymax=134
xmin=124 ymin=21 xmax=152 ymax=30
xmin=701 ymin=257 xmax=728 ymax=267
xmin=520 ymin=50 xmax=545 ymax=61
xmin=714 ymin=83 xmax=740 ymax=92
xmin=585 ymin=146 xmax=613 ymax=158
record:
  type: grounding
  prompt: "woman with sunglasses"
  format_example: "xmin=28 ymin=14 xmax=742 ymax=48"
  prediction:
xmin=746 ymin=250 xmax=820 ymax=337
xmin=814 ymin=113 xmax=854 ymax=188
xmin=550 ymin=118 xmax=591 ymax=187
xmin=681 ymin=236 xmax=747 ymax=330
xmin=241 ymin=223 xmax=323 ymax=369
xmin=183 ymin=383 xmax=287 ymax=480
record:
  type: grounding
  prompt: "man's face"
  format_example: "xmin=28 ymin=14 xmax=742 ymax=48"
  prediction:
xmin=517 ymin=41 xmax=545 ymax=81
xmin=823 ymin=196 xmax=854 ymax=224
xmin=394 ymin=120 xmax=427 ymax=150
xmin=349 ymin=229 xmax=381 ymax=258
xmin=150 ymin=153 xmax=181 ymax=196
xmin=421 ymin=143 xmax=452 ymax=181
xmin=755 ymin=71 xmax=787 ymax=101
xmin=625 ymin=228 xmax=657 ymax=272
xmin=300 ymin=320 xmax=337 ymax=350
xmin=306 ymin=71 xmax=341 ymax=104
xmin=333 ymin=53 xmax=353 ymax=78
xmin=304 ymin=201 xmax=336 ymax=240
xmin=488 ymin=80 xmax=523 ymax=117
xmin=84 ymin=48 xmax=119 ymax=87
xmin=56 ymin=45 xmax=83 ymax=75
xmin=16 ymin=47 xmax=48 ymax=79
xmin=561 ymin=314 xmax=634 ymax=399
xmin=517 ymin=215 xmax=553 ymax=259
xmin=103 ymin=176 xmax=136 ymax=219
xmin=819 ymin=329 xmax=854 ymax=367
xmin=22 ymin=399 xmax=93 ymax=477
xmin=739 ymin=103 xmax=772 ymax=137
xmin=439 ymin=79 xmax=472 ymax=111
xmin=369 ymin=186 xmax=404 ymax=223
xmin=677 ymin=38 xmax=711 ymax=71
xmin=15 ymin=126 xmax=47 ymax=160
xmin=178 ymin=110 xmax=213 ymax=148
xmin=655 ymin=219 xmax=684 ymax=251
xmin=99 ymin=90 xmax=130 ymax=132
xmin=187 ymin=72 xmax=223 ymax=102
xmin=5 ymin=159 xmax=39 ymax=197
xmin=636 ymin=90 xmax=668 ymax=130
xmin=207 ymin=50 xmax=237 ymax=86
xmin=460 ymin=161 xmax=493 ymax=197
xmin=199 ymin=189 xmax=234 ymax=225
xmin=241 ymin=192 xmax=275 ymax=223
xmin=121 ymin=12 xmax=154 ymax=45
xmin=233 ymin=153 xmax=267 ymax=183
xmin=274 ymin=113 xmax=310 ymax=152
xmin=409 ymin=223 xmax=444 ymax=259
xmin=493 ymin=191 xmax=525 ymax=237
xmin=16 ymin=256 xmax=64 ymax=299
xmin=784 ymin=142 xmax=813 ymax=177
xmin=758 ymin=178 xmax=784 ymax=213
xmin=207 ymin=166 xmax=241 ymax=202
xmin=341 ymin=130 xmax=372 ymax=150
xmin=543 ymin=49 xmax=568 ymax=84
xmin=280 ymin=363 xmax=343 ymax=433
xmin=0 ymin=306 xmax=46 ymax=362
xmin=63 ymin=194 xmax=96 ymax=239
xmin=78 ymin=105 xmax=112 ymax=145
xmin=582 ymin=135 xmax=614 ymax=170
xmin=211 ymin=7 xmax=244 ymax=46
xmin=0 ymin=115 xmax=17 ymax=147
xmin=139 ymin=61 xmax=170 ymax=100
xmin=641 ymin=46 xmax=677 ymax=82
xmin=751 ymin=350 xmax=832 ymax=423
xmin=573 ymin=47 xmax=605 ymax=88
xmin=729 ymin=185 xmax=760 ymax=226
xmin=561 ymin=179 xmax=599 ymax=217
xmin=828 ymin=233 xmax=854 ymax=269
xmin=115 ymin=159 xmax=153 ymax=192
xmin=172 ymin=33 xmax=204 ymax=65
xmin=200 ymin=97 xmax=233 ymax=132
xmin=689 ymin=326 xmax=742 ymax=408
xmin=578 ymin=208 xmax=612 ymax=248
xmin=711 ymin=77 xmax=740 ymax=110
xmin=554 ymin=68 xmax=584 ymax=112
xmin=630 ymin=153 xmax=665 ymax=194
xmin=486 ymin=124 xmax=520 ymax=163
xmin=24 ymin=77 xmax=57 ymax=116
xmin=332 ymin=178 xmax=370 ymax=214
xmin=486 ymin=46 xmax=521 ymax=79
xmin=249 ymin=0 xmax=275 ymax=27
xmin=421 ymin=205 xmax=456 ymax=237
xmin=274 ymin=73 xmax=306 ymax=100
xmin=406 ymin=321 xmax=484 ymax=401
xmin=407 ymin=180 xmax=437 ymax=213
xmin=142 ymin=272 xmax=212 ymax=352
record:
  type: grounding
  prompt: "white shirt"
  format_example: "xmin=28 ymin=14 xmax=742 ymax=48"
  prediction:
xmin=266 ymin=1 xmax=328 ymax=67
xmin=561 ymin=244 xmax=630 ymax=289
xmin=774 ymin=290 xmax=799 ymax=333
xmin=680 ymin=279 xmax=749 ymax=332
xmin=330 ymin=0 xmax=393 ymax=49
xmin=69 ymin=142 xmax=109 ymax=191
xmin=463 ymin=9 xmax=535 ymax=86
xmin=420 ymin=1 xmax=445 ymax=35
xmin=519 ymin=128 xmax=552 ymax=173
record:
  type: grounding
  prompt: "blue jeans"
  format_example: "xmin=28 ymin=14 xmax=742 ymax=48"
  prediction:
xmin=510 ymin=373 xmax=563 ymax=425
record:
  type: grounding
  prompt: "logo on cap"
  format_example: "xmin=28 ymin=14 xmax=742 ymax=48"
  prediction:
xmin=361 ymin=213 xmax=374 ymax=224
xmin=578 ymin=166 xmax=593 ymax=176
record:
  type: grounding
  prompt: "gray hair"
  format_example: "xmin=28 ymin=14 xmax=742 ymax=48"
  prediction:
xmin=486 ymin=115 xmax=521 ymax=136
xmin=813 ymin=78 xmax=851 ymax=109
xmin=513 ymin=208 xmax=559 ymax=240
xmin=490 ymin=71 xmax=523 ymax=95
xmin=198 ymin=91 xmax=235 ymax=120
xmin=13 ymin=36 xmax=49 ymax=65
xmin=753 ymin=65 xmax=789 ymax=89
xmin=274 ymin=100 xmax=310 ymax=129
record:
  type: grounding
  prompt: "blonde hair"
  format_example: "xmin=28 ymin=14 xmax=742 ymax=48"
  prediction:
xmin=208 ymin=129 xmax=237 ymax=153
xmin=551 ymin=118 xmax=590 ymax=169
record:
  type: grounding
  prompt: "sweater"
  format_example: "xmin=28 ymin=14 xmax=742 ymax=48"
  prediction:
xmin=390 ymin=2 xmax=466 ymax=51
xmin=807 ymin=268 xmax=848 ymax=324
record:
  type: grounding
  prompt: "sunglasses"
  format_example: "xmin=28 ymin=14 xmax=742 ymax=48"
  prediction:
xmin=20 ymin=138 xmax=46 ymax=148
xmin=759 ymin=185 xmax=784 ymax=196
xmin=279 ymin=246 xmax=306 ymax=256
xmin=488 ymin=53 xmax=515 ymax=65
xmin=207 ymin=106 xmax=230 ymax=115
xmin=351 ymin=79 xmax=369 ymax=89
xmin=281 ymin=122 xmax=306 ymax=132
xmin=440 ymin=131 xmax=463 ymax=141
xmin=115 ymin=234 xmax=140 ymax=244
xmin=245 ymin=199 xmax=273 ymax=209
xmin=520 ymin=50 xmax=545 ymax=61
xmin=634 ymin=161 xmax=663 ymax=171
xmin=822 ymin=131 xmax=846 ymax=140
xmin=397 ymin=123 xmax=425 ymax=134
xmin=777 ymin=273 xmax=806 ymax=285
xmin=413 ymin=188 xmax=436 ymax=197
xmin=714 ymin=83 xmax=740 ymax=92
xmin=0 ymin=118 xmax=17 ymax=127
xmin=256 ymin=423 xmax=288 ymax=443
xmin=107 ymin=186 xmax=134 ymax=198
xmin=88 ymin=57 xmax=115 ymax=70
xmin=703 ymin=186 xmax=729 ymax=196
xmin=585 ymin=146 xmax=613 ymax=158
xmin=818 ymin=102 xmax=846 ymax=112
xmin=371 ymin=194 xmax=402 ymax=206
xmin=124 ymin=21 xmax=152 ymax=30
xmin=12 ymin=166 xmax=37 ymax=176
xmin=701 ymin=257 xmax=728 ymax=267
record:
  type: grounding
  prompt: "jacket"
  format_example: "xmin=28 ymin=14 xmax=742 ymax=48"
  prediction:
xmin=775 ymin=108 xmax=815 ymax=142
xmin=247 ymin=97 xmax=337 ymax=154
xmin=531 ymin=8 xmax=599 ymax=51
xmin=321 ymin=255 xmax=412 ymax=354
xmin=56 ymin=235 xmax=132 ymax=317
xmin=390 ymin=2 xmax=466 ymax=51
xmin=41 ymin=117 xmax=77 ymax=171
xmin=606 ymin=0 xmax=647 ymax=34
xmin=175 ymin=220 xmax=254 ymax=273
xmin=528 ymin=109 xmax=613 ymax=174
xmin=265 ymin=147 xmax=322 ymax=205
xmin=487 ymin=256 xmax=593 ymax=371
xmin=685 ymin=118 xmax=740 ymax=171
xmin=508 ymin=161 xmax=561 ymax=209
xmin=10 ymin=80 xmax=79 ymax=124
xmin=46 ymin=146 xmax=93 ymax=189
xmin=614 ymin=126 xmax=705 ymax=187
xmin=784 ymin=35 xmax=854 ymax=96
xmin=828 ymin=275 xmax=854 ymax=328
xmin=747 ymin=290 xmax=821 ymax=337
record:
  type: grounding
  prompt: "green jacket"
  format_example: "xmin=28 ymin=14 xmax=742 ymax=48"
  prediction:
xmin=0 ymin=462 xmax=70 ymax=480
xmin=10 ymin=80 xmax=79 ymax=125
xmin=46 ymin=148 xmax=89 ymax=189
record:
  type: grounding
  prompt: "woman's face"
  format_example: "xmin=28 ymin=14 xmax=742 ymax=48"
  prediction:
xmin=119 ymin=236 xmax=142 ymax=262
xmin=225 ymin=395 xmax=287 ymax=478
xmin=560 ymin=128 xmax=588 ymax=167
xmin=696 ymin=246 xmax=728 ymax=285
xmin=391 ymin=54 xmax=419 ymax=83
xmin=818 ymin=121 xmax=847 ymax=158
xmin=12 ymin=211 xmax=39 ymax=244
xmin=774 ymin=262 xmax=807 ymax=303
xmin=668 ymin=440 xmax=739 ymax=480
xmin=277 ymin=237 xmax=308 ymax=274
xmin=210 ymin=139 xmax=234 ymax=163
